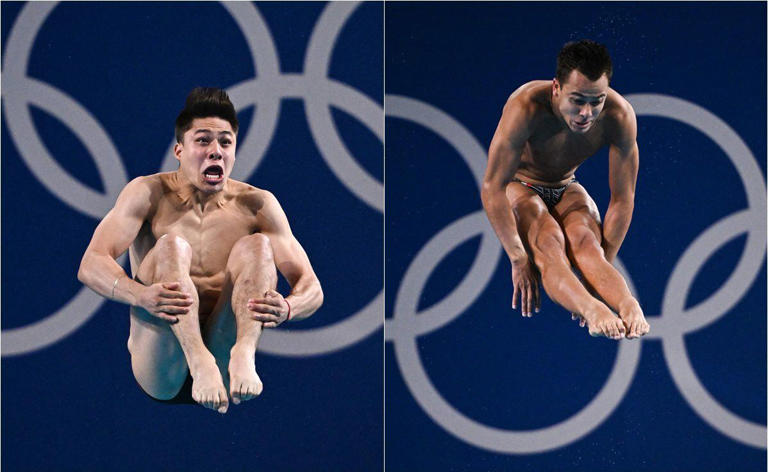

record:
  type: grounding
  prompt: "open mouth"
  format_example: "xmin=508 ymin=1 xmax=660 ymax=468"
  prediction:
xmin=202 ymin=165 xmax=224 ymax=184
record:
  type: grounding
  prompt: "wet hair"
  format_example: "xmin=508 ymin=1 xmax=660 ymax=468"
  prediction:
xmin=556 ymin=40 xmax=613 ymax=84
xmin=174 ymin=87 xmax=239 ymax=143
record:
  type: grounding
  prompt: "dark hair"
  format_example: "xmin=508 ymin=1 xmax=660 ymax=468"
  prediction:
xmin=174 ymin=87 xmax=239 ymax=143
xmin=556 ymin=40 xmax=613 ymax=84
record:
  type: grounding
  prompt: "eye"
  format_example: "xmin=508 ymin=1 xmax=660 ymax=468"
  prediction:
xmin=196 ymin=137 xmax=210 ymax=144
xmin=220 ymin=139 xmax=232 ymax=146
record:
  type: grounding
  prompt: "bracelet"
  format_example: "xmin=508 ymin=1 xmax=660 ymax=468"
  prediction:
xmin=112 ymin=275 xmax=125 ymax=299
xmin=285 ymin=298 xmax=291 ymax=321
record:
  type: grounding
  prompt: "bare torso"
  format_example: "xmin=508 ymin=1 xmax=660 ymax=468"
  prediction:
xmin=129 ymin=172 xmax=264 ymax=317
xmin=513 ymin=80 xmax=621 ymax=186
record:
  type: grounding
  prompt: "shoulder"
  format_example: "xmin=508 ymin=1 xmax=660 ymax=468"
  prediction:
xmin=499 ymin=80 xmax=552 ymax=138
xmin=602 ymin=89 xmax=637 ymax=144
xmin=504 ymin=80 xmax=551 ymax=117
xmin=231 ymin=183 xmax=290 ymax=232
xmin=229 ymin=179 xmax=280 ymax=213
xmin=118 ymin=173 xmax=165 ymax=208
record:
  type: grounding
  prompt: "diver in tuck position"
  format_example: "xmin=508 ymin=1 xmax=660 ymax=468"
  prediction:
xmin=79 ymin=87 xmax=323 ymax=413
xmin=482 ymin=39 xmax=649 ymax=340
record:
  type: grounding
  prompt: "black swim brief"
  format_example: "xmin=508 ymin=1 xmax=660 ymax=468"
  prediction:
xmin=512 ymin=177 xmax=577 ymax=207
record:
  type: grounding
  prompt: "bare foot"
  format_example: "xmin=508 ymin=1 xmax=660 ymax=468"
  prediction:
xmin=228 ymin=344 xmax=263 ymax=405
xmin=618 ymin=299 xmax=650 ymax=339
xmin=581 ymin=304 xmax=625 ymax=340
xmin=190 ymin=356 xmax=229 ymax=414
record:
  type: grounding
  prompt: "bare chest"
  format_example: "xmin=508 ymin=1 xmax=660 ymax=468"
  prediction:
xmin=139 ymin=201 xmax=256 ymax=277
xmin=522 ymin=122 xmax=607 ymax=178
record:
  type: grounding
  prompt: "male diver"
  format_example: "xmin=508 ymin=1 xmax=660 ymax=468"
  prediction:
xmin=482 ymin=40 xmax=649 ymax=340
xmin=79 ymin=87 xmax=323 ymax=413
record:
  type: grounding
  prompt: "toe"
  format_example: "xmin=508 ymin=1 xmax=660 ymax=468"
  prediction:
xmin=231 ymin=383 xmax=242 ymax=405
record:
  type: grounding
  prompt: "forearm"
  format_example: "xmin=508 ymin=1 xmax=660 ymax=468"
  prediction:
xmin=601 ymin=201 xmax=634 ymax=262
xmin=78 ymin=252 xmax=142 ymax=305
xmin=284 ymin=276 xmax=323 ymax=322
xmin=481 ymin=186 xmax=528 ymax=264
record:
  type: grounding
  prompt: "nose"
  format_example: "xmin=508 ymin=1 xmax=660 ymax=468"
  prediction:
xmin=579 ymin=104 xmax=592 ymax=117
xmin=208 ymin=141 xmax=223 ymax=160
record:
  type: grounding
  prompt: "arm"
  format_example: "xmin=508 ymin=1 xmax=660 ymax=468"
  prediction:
xmin=481 ymin=95 xmax=540 ymax=314
xmin=253 ymin=191 xmax=323 ymax=325
xmin=602 ymin=102 xmax=639 ymax=263
xmin=481 ymin=96 xmax=531 ymax=265
xmin=77 ymin=177 xmax=190 ymax=322
xmin=78 ymin=177 xmax=152 ymax=304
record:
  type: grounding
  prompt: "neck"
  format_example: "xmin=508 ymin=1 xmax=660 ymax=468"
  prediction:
xmin=549 ymin=90 xmax=568 ymax=129
xmin=172 ymin=170 xmax=228 ymax=211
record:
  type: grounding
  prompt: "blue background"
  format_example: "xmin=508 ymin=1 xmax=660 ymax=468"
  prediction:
xmin=2 ymin=2 xmax=382 ymax=471
xmin=386 ymin=2 xmax=766 ymax=471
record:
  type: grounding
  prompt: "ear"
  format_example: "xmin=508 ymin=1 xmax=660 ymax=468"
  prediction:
xmin=173 ymin=142 xmax=183 ymax=161
xmin=552 ymin=78 xmax=561 ymax=96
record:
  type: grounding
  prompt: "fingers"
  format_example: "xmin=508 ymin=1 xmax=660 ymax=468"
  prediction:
xmin=249 ymin=302 xmax=282 ymax=326
xmin=159 ymin=305 xmax=191 ymax=315
xmin=515 ymin=282 xmax=534 ymax=317
xmin=525 ymin=285 xmax=533 ymax=317
xmin=155 ymin=294 xmax=193 ymax=319
xmin=534 ymin=282 xmax=541 ymax=313
xmin=511 ymin=283 xmax=519 ymax=311
xmin=160 ymin=287 xmax=190 ymax=299
xmin=249 ymin=302 xmax=281 ymax=315
xmin=154 ymin=312 xmax=179 ymax=324
xmin=249 ymin=298 xmax=280 ymax=309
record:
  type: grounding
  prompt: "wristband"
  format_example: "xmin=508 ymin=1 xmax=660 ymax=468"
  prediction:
xmin=285 ymin=298 xmax=291 ymax=321
xmin=111 ymin=275 xmax=125 ymax=299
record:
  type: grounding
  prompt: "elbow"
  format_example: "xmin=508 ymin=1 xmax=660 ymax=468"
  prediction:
xmin=77 ymin=256 xmax=89 ymax=286
xmin=304 ymin=280 xmax=324 ymax=318
xmin=480 ymin=181 xmax=498 ymax=209
xmin=611 ymin=199 xmax=635 ymax=215
xmin=315 ymin=283 xmax=324 ymax=310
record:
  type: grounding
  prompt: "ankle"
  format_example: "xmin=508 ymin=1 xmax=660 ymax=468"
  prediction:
xmin=618 ymin=298 xmax=640 ymax=314
xmin=230 ymin=342 xmax=256 ymax=359
xmin=187 ymin=351 xmax=217 ymax=376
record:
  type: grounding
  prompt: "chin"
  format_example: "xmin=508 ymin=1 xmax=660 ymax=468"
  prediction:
xmin=570 ymin=123 xmax=592 ymax=133
xmin=199 ymin=181 xmax=225 ymax=193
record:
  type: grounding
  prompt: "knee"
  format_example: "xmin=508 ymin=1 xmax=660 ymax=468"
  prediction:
xmin=230 ymin=233 xmax=273 ymax=263
xmin=569 ymin=232 xmax=604 ymax=262
xmin=532 ymin=227 xmax=566 ymax=262
xmin=155 ymin=233 xmax=192 ymax=261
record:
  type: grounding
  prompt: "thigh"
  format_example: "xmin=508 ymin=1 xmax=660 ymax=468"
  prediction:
xmin=507 ymin=181 xmax=568 ymax=258
xmin=552 ymin=182 xmax=603 ymax=253
xmin=127 ymin=245 xmax=188 ymax=396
